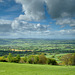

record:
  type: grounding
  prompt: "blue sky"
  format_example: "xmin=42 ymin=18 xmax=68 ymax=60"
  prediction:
xmin=0 ymin=0 xmax=75 ymax=39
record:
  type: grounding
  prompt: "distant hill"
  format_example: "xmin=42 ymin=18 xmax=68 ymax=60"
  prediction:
xmin=0 ymin=38 xmax=75 ymax=45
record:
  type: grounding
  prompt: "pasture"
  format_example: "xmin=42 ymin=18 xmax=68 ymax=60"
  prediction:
xmin=0 ymin=62 xmax=75 ymax=75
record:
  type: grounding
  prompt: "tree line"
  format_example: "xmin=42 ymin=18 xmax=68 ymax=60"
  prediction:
xmin=0 ymin=53 xmax=75 ymax=66
xmin=0 ymin=53 xmax=57 ymax=65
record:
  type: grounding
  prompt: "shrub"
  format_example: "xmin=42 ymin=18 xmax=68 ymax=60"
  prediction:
xmin=47 ymin=58 xmax=57 ymax=65
xmin=71 ymin=53 xmax=75 ymax=65
xmin=23 ymin=56 xmax=27 ymax=63
xmin=27 ymin=55 xmax=39 ymax=64
xmin=16 ymin=54 xmax=21 ymax=63
xmin=39 ymin=54 xmax=47 ymax=64
xmin=61 ymin=54 xmax=74 ymax=65
xmin=7 ymin=53 xmax=13 ymax=62
xmin=50 ymin=59 xmax=57 ymax=65
xmin=27 ymin=55 xmax=35 ymax=64
xmin=0 ymin=56 xmax=7 ymax=62
xmin=33 ymin=56 xmax=39 ymax=64
xmin=19 ymin=58 xmax=25 ymax=63
xmin=7 ymin=54 xmax=21 ymax=63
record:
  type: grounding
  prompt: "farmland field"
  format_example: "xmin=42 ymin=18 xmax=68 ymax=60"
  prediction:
xmin=0 ymin=39 xmax=75 ymax=64
xmin=0 ymin=62 xmax=75 ymax=75
xmin=0 ymin=39 xmax=75 ymax=56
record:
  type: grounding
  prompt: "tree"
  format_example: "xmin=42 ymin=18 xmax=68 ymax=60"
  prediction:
xmin=23 ymin=56 xmax=27 ymax=63
xmin=27 ymin=55 xmax=34 ymax=64
xmin=39 ymin=54 xmax=47 ymax=64
xmin=61 ymin=54 xmax=73 ymax=65
xmin=7 ymin=53 xmax=13 ymax=62
xmin=16 ymin=54 xmax=20 ymax=63
xmin=47 ymin=58 xmax=57 ymax=65
xmin=71 ymin=53 xmax=75 ymax=65
xmin=34 ymin=56 xmax=39 ymax=64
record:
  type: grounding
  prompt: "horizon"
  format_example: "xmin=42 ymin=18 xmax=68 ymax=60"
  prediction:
xmin=0 ymin=38 xmax=75 ymax=40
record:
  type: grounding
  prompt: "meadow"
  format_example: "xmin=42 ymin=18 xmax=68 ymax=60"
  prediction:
xmin=0 ymin=62 xmax=75 ymax=75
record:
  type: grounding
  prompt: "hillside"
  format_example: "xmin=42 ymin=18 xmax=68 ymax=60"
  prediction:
xmin=0 ymin=62 xmax=75 ymax=75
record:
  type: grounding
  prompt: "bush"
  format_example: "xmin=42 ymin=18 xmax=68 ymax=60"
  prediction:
xmin=27 ymin=55 xmax=34 ymax=64
xmin=60 ymin=54 xmax=75 ymax=65
xmin=71 ymin=53 xmax=75 ymax=65
xmin=11 ymin=57 xmax=20 ymax=63
xmin=0 ymin=56 xmax=7 ymax=62
xmin=27 ymin=55 xmax=39 ymax=64
xmin=20 ymin=58 xmax=25 ymax=63
xmin=34 ymin=56 xmax=39 ymax=64
xmin=7 ymin=53 xmax=13 ymax=62
xmin=39 ymin=54 xmax=47 ymax=64
xmin=23 ymin=56 xmax=27 ymax=63
xmin=16 ymin=54 xmax=20 ymax=63
xmin=47 ymin=58 xmax=57 ymax=65
xmin=7 ymin=53 xmax=21 ymax=63
xmin=50 ymin=59 xmax=57 ymax=65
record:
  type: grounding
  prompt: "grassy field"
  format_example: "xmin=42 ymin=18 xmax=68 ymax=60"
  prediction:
xmin=0 ymin=62 xmax=75 ymax=75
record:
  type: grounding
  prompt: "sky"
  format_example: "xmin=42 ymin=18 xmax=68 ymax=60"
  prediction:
xmin=0 ymin=0 xmax=75 ymax=39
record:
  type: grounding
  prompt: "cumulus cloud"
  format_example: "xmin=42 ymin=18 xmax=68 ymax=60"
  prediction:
xmin=45 ymin=0 xmax=75 ymax=18
xmin=15 ymin=0 xmax=45 ymax=21
xmin=58 ymin=29 xmax=75 ymax=35
xmin=0 ymin=19 xmax=50 ymax=38
xmin=0 ymin=18 xmax=75 ymax=38
xmin=0 ymin=19 xmax=12 ymax=32
xmin=0 ymin=19 xmax=12 ymax=25
xmin=56 ymin=18 xmax=75 ymax=28
xmin=15 ymin=0 xmax=75 ymax=21
xmin=43 ymin=29 xmax=75 ymax=36
xmin=11 ymin=20 xmax=50 ymax=31
xmin=0 ymin=0 xmax=75 ymax=38
xmin=15 ymin=0 xmax=75 ymax=31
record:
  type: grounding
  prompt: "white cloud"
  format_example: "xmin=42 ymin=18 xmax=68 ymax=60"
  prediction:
xmin=15 ymin=0 xmax=75 ymax=20
xmin=59 ymin=29 xmax=75 ymax=35
xmin=11 ymin=20 xmax=20 ymax=29
xmin=0 ymin=19 xmax=12 ymax=25
xmin=0 ymin=19 xmax=12 ymax=32
xmin=15 ymin=0 xmax=45 ymax=21
xmin=56 ymin=18 xmax=75 ymax=28
xmin=0 ymin=0 xmax=75 ymax=39
xmin=15 ymin=0 xmax=75 ymax=33
xmin=11 ymin=20 xmax=50 ymax=31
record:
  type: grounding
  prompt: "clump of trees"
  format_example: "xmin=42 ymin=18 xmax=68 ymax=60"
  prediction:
xmin=0 ymin=53 xmax=57 ymax=65
xmin=1 ymin=53 xmax=75 ymax=66
xmin=39 ymin=54 xmax=47 ymax=64
xmin=22 ymin=54 xmax=57 ymax=65
xmin=61 ymin=53 xmax=75 ymax=65
xmin=7 ymin=53 xmax=21 ymax=63
xmin=0 ymin=56 xmax=8 ymax=62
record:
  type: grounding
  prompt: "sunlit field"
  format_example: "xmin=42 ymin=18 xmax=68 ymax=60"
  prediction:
xmin=0 ymin=62 xmax=75 ymax=75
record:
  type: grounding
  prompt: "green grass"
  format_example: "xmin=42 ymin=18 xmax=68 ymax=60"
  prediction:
xmin=0 ymin=62 xmax=75 ymax=75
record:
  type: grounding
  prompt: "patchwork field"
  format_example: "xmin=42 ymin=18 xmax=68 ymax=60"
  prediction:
xmin=0 ymin=62 xmax=75 ymax=75
xmin=0 ymin=39 xmax=75 ymax=56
